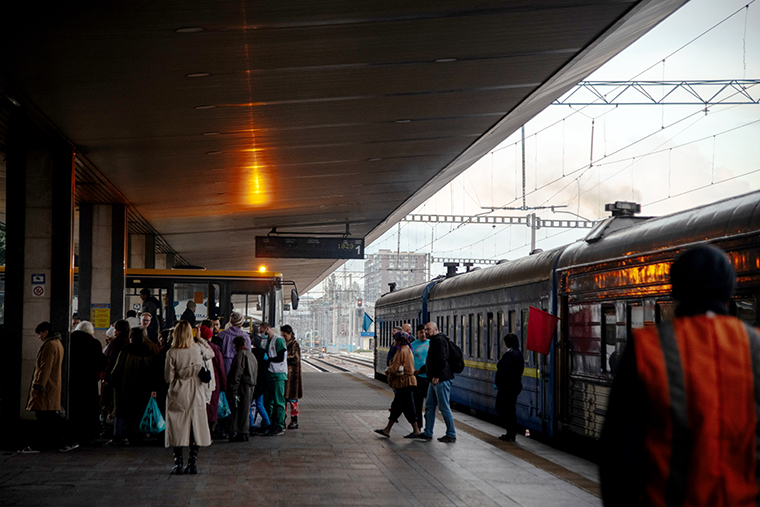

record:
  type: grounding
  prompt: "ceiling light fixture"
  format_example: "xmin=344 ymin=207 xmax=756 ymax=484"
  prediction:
xmin=6 ymin=96 xmax=21 ymax=107
xmin=176 ymin=27 xmax=203 ymax=33
xmin=394 ymin=119 xmax=412 ymax=123
xmin=195 ymin=105 xmax=216 ymax=110
xmin=206 ymin=151 xmax=223 ymax=155
xmin=367 ymin=158 xmax=382 ymax=162
xmin=186 ymin=72 xmax=210 ymax=78
xmin=434 ymin=58 xmax=457 ymax=63
xmin=203 ymin=132 xmax=221 ymax=136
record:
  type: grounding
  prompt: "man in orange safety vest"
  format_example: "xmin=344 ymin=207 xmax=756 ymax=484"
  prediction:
xmin=600 ymin=244 xmax=760 ymax=507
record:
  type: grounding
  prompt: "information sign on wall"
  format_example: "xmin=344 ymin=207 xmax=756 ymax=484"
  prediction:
xmin=91 ymin=303 xmax=111 ymax=330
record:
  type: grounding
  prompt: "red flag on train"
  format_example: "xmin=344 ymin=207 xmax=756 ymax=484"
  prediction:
xmin=526 ymin=306 xmax=560 ymax=355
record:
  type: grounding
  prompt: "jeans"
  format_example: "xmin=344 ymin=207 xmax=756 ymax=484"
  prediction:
xmin=423 ymin=379 xmax=455 ymax=438
xmin=250 ymin=394 xmax=271 ymax=427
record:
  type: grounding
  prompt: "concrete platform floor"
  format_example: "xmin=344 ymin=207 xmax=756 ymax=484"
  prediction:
xmin=0 ymin=372 xmax=601 ymax=507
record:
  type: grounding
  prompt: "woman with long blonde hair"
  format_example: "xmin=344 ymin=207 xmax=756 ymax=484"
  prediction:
xmin=164 ymin=321 xmax=212 ymax=474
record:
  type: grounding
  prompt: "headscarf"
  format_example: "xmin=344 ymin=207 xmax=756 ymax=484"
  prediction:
xmin=393 ymin=331 xmax=412 ymax=351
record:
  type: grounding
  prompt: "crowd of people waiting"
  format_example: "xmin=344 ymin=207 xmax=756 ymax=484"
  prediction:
xmin=22 ymin=297 xmax=304 ymax=476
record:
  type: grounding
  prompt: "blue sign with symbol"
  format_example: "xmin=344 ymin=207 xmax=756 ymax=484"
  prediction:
xmin=31 ymin=274 xmax=46 ymax=284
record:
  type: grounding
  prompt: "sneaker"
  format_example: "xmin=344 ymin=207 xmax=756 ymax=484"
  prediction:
xmin=416 ymin=433 xmax=432 ymax=441
xmin=59 ymin=443 xmax=79 ymax=452
xmin=270 ymin=427 xmax=285 ymax=436
xmin=437 ymin=435 xmax=456 ymax=443
xmin=19 ymin=446 xmax=39 ymax=454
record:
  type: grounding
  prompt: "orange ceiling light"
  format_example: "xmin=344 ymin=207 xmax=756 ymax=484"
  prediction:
xmin=246 ymin=165 xmax=268 ymax=206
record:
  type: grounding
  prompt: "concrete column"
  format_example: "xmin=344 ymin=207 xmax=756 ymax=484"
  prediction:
xmin=128 ymin=233 xmax=156 ymax=269
xmin=154 ymin=253 xmax=174 ymax=270
xmin=128 ymin=233 xmax=145 ymax=269
xmin=78 ymin=204 xmax=126 ymax=344
xmin=3 ymin=111 xmax=75 ymax=428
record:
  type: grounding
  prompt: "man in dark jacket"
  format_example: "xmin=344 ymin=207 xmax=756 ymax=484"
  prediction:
xmin=417 ymin=322 xmax=456 ymax=443
xmin=495 ymin=333 xmax=523 ymax=442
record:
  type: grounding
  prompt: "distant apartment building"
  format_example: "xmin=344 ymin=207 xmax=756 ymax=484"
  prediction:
xmin=364 ymin=249 xmax=429 ymax=301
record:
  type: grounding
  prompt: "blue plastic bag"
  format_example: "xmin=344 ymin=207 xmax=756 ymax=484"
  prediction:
xmin=218 ymin=391 xmax=232 ymax=418
xmin=139 ymin=397 xmax=166 ymax=434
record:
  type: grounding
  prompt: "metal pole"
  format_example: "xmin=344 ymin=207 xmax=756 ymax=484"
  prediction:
xmin=521 ymin=125 xmax=526 ymax=210
xmin=530 ymin=213 xmax=536 ymax=253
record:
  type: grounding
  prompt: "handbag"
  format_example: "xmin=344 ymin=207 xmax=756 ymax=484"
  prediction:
xmin=139 ymin=397 xmax=166 ymax=434
xmin=198 ymin=349 xmax=212 ymax=383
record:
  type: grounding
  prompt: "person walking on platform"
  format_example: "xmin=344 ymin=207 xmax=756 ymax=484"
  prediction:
xmin=218 ymin=311 xmax=251 ymax=374
xmin=600 ymin=244 xmax=760 ymax=507
xmin=23 ymin=322 xmax=65 ymax=452
xmin=417 ymin=322 xmax=456 ymax=443
xmin=282 ymin=325 xmax=303 ymax=429
xmin=262 ymin=322 xmax=288 ymax=436
xmin=165 ymin=321 xmax=212 ymax=475
xmin=495 ymin=333 xmax=523 ymax=442
xmin=410 ymin=324 xmax=429 ymax=429
xmin=227 ymin=336 xmax=257 ymax=442
xmin=375 ymin=331 xmax=423 ymax=439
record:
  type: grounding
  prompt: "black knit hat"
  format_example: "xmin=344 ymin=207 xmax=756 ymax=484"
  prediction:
xmin=670 ymin=244 xmax=735 ymax=303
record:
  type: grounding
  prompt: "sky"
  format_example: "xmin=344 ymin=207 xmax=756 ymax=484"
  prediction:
xmin=308 ymin=0 xmax=760 ymax=297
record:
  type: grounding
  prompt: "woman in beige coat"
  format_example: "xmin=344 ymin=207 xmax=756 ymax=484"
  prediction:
xmin=165 ymin=321 xmax=212 ymax=475
xmin=374 ymin=331 xmax=422 ymax=439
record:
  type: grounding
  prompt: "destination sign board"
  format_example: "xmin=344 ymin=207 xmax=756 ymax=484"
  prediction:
xmin=255 ymin=236 xmax=365 ymax=259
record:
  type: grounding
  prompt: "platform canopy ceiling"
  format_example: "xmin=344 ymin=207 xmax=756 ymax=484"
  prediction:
xmin=0 ymin=0 xmax=686 ymax=294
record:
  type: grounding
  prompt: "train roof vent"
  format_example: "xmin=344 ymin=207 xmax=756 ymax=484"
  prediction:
xmin=605 ymin=201 xmax=640 ymax=217
xmin=585 ymin=201 xmax=652 ymax=243
xmin=443 ymin=262 xmax=459 ymax=278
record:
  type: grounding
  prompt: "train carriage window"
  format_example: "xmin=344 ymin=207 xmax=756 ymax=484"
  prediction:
xmin=508 ymin=310 xmax=516 ymax=334
xmin=497 ymin=312 xmax=504 ymax=358
xmin=486 ymin=313 xmax=493 ymax=360
xmin=477 ymin=314 xmax=483 ymax=359
xmin=468 ymin=314 xmax=473 ymax=357
xmin=601 ymin=306 xmax=617 ymax=373
xmin=452 ymin=315 xmax=457 ymax=346
xmin=446 ymin=315 xmax=450 ymax=339
xmin=460 ymin=315 xmax=465 ymax=351
xmin=521 ymin=309 xmax=530 ymax=362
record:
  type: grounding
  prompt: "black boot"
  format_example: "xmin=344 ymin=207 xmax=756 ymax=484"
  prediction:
xmin=184 ymin=445 xmax=199 ymax=475
xmin=287 ymin=416 xmax=299 ymax=430
xmin=171 ymin=447 xmax=184 ymax=475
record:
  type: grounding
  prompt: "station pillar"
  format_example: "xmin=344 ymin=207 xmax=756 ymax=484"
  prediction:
xmin=2 ymin=113 xmax=76 ymax=437
xmin=77 ymin=203 xmax=127 ymax=343
xmin=128 ymin=233 xmax=156 ymax=269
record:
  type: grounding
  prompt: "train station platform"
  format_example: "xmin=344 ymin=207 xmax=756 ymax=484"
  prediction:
xmin=0 ymin=372 xmax=601 ymax=506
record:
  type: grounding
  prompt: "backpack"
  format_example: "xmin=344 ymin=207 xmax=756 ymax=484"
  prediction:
xmin=447 ymin=338 xmax=465 ymax=374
